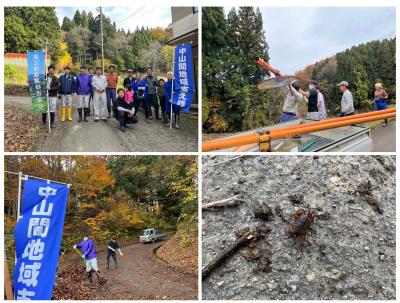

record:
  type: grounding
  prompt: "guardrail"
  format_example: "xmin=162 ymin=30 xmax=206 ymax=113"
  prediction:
xmin=202 ymin=108 xmax=396 ymax=152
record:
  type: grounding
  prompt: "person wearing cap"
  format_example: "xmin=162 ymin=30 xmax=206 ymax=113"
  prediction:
xmin=106 ymin=237 xmax=123 ymax=269
xmin=76 ymin=65 xmax=92 ymax=122
xmin=299 ymin=80 xmax=320 ymax=120
xmin=58 ymin=66 xmax=76 ymax=122
xmin=44 ymin=65 xmax=59 ymax=128
xmin=73 ymin=236 xmax=102 ymax=283
xmin=337 ymin=81 xmax=354 ymax=117
xmin=106 ymin=65 xmax=118 ymax=118
xmin=373 ymin=82 xmax=389 ymax=126
xmin=92 ymin=67 xmax=108 ymax=122
xmin=143 ymin=67 xmax=160 ymax=120
xmin=279 ymin=82 xmax=304 ymax=123
xmin=123 ymin=69 xmax=134 ymax=89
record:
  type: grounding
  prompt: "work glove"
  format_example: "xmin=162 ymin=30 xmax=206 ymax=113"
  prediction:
xmin=73 ymin=245 xmax=77 ymax=249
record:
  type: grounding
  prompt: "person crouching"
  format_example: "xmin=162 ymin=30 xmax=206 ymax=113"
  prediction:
xmin=116 ymin=88 xmax=137 ymax=132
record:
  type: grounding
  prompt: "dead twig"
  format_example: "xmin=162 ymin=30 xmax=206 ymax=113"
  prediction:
xmin=202 ymin=195 xmax=243 ymax=210
xmin=202 ymin=232 xmax=254 ymax=280
xmin=208 ymin=156 xmax=245 ymax=167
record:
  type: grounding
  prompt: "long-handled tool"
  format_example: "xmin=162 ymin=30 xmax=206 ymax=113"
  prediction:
xmin=74 ymin=246 xmax=85 ymax=259
xmin=255 ymin=57 xmax=299 ymax=90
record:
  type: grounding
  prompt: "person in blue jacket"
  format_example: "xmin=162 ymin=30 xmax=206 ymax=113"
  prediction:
xmin=164 ymin=71 xmax=181 ymax=128
xmin=131 ymin=72 xmax=150 ymax=122
xmin=58 ymin=66 xmax=76 ymax=122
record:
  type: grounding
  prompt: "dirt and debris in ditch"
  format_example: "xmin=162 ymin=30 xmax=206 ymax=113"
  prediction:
xmin=202 ymin=155 xmax=395 ymax=300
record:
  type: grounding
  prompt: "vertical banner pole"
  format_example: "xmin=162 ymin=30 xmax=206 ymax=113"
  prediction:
xmin=170 ymin=45 xmax=176 ymax=129
xmin=17 ymin=172 xmax=22 ymax=221
xmin=45 ymin=39 xmax=51 ymax=133
xmin=4 ymin=254 xmax=14 ymax=300
xmin=100 ymin=7 xmax=104 ymax=74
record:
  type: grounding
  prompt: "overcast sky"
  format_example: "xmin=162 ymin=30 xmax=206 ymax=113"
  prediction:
xmin=225 ymin=7 xmax=396 ymax=74
xmin=55 ymin=7 xmax=172 ymax=32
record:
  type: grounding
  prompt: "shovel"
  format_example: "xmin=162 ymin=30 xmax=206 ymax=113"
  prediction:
xmin=255 ymin=57 xmax=299 ymax=90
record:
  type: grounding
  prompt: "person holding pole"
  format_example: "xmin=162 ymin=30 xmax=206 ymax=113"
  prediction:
xmin=76 ymin=65 xmax=92 ymax=122
xmin=164 ymin=71 xmax=181 ymax=128
xmin=58 ymin=66 xmax=76 ymax=122
xmin=92 ymin=67 xmax=108 ymax=122
xmin=73 ymin=236 xmax=102 ymax=283
xmin=106 ymin=237 xmax=123 ymax=269
xmin=44 ymin=65 xmax=59 ymax=128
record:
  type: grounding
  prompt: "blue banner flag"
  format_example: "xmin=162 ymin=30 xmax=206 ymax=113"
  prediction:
xmin=172 ymin=43 xmax=196 ymax=112
xmin=27 ymin=51 xmax=48 ymax=114
xmin=14 ymin=179 xmax=69 ymax=300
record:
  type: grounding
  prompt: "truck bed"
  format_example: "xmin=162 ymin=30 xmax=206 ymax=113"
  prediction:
xmin=212 ymin=119 xmax=373 ymax=152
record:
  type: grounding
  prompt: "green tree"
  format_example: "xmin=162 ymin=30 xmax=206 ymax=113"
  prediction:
xmin=61 ymin=16 xmax=74 ymax=32
xmin=73 ymin=10 xmax=82 ymax=27
xmin=80 ymin=10 xmax=89 ymax=28
xmin=4 ymin=7 xmax=62 ymax=61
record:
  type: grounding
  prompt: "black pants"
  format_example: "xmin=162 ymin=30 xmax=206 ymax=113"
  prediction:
xmin=88 ymin=92 xmax=93 ymax=114
xmin=134 ymin=97 xmax=151 ymax=118
xmin=119 ymin=111 xmax=138 ymax=127
xmin=159 ymin=96 xmax=166 ymax=114
xmin=106 ymin=251 xmax=117 ymax=268
xmin=148 ymin=94 xmax=159 ymax=112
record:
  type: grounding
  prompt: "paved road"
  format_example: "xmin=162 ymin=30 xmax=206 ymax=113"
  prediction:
xmin=371 ymin=120 xmax=396 ymax=152
xmin=5 ymin=95 xmax=198 ymax=152
xmin=94 ymin=242 xmax=197 ymax=300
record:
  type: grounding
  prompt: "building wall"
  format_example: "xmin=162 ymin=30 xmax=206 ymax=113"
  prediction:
xmin=170 ymin=7 xmax=199 ymax=107
xmin=171 ymin=7 xmax=198 ymax=38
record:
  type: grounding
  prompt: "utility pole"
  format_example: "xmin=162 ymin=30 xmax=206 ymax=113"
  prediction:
xmin=100 ymin=6 xmax=104 ymax=74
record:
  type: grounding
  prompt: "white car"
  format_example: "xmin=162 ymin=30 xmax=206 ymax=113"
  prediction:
xmin=139 ymin=228 xmax=166 ymax=243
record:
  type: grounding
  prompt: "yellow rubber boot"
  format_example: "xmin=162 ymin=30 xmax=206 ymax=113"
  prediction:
xmin=67 ymin=106 xmax=73 ymax=121
xmin=60 ymin=107 xmax=66 ymax=122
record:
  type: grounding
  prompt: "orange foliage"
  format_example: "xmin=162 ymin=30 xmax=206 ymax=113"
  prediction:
xmin=73 ymin=156 xmax=115 ymax=198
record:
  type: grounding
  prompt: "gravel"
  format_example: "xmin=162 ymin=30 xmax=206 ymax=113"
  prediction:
xmin=202 ymin=155 xmax=395 ymax=300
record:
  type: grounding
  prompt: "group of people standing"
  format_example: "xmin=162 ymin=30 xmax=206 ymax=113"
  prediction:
xmin=279 ymin=79 xmax=390 ymax=126
xmin=44 ymin=64 xmax=182 ymax=132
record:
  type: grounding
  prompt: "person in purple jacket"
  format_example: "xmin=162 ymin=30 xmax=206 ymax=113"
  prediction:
xmin=73 ymin=236 xmax=101 ymax=283
xmin=76 ymin=66 xmax=92 ymax=122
